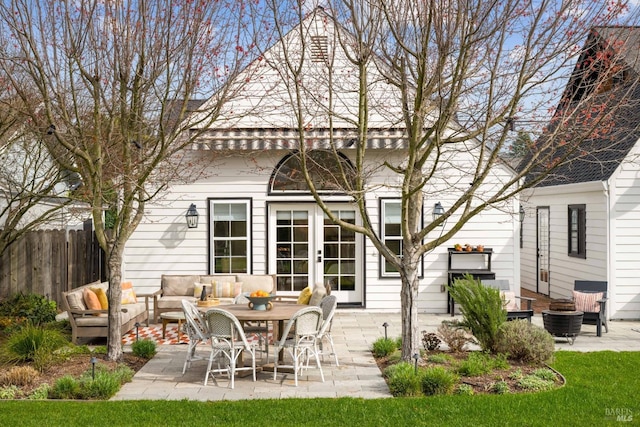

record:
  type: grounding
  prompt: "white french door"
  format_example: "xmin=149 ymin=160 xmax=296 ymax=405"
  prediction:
xmin=537 ymin=207 xmax=550 ymax=295
xmin=268 ymin=203 xmax=362 ymax=304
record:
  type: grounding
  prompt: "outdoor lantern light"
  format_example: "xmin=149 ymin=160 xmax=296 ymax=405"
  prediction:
xmin=134 ymin=322 xmax=140 ymax=341
xmin=519 ymin=205 xmax=525 ymax=223
xmin=90 ymin=356 xmax=98 ymax=380
xmin=186 ymin=204 xmax=199 ymax=229
xmin=433 ymin=202 xmax=445 ymax=222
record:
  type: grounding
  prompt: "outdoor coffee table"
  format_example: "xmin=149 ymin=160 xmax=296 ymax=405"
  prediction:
xmin=160 ymin=311 xmax=186 ymax=341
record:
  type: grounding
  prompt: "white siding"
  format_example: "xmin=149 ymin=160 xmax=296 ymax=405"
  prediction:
xmin=521 ymin=183 xmax=609 ymax=306
xmin=126 ymin=148 xmax=519 ymax=313
xmin=609 ymin=142 xmax=640 ymax=319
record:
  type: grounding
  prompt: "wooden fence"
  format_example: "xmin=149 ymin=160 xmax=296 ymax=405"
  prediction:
xmin=0 ymin=226 xmax=105 ymax=308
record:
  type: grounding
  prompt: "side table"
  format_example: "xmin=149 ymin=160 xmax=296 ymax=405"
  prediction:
xmin=542 ymin=310 xmax=583 ymax=345
xmin=160 ymin=311 xmax=186 ymax=342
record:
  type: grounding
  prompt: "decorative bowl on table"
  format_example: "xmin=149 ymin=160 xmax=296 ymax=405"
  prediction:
xmin=246 ymin=295 xmax=275 ymax=311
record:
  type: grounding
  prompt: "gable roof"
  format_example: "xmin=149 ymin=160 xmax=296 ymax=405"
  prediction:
xmin=528 ymin=27 xmax=640 ymax=187
xmin=187 ymin=7 xmax=416 ymax=150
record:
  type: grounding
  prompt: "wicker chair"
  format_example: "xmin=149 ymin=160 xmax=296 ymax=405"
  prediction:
xmin=317 ymin=295 xmax=339 ymax=366
xmin=273 ymin=306 xmax=324 ymax=386
xmin=180 ymin=299 xmax=210 ymax=374
xmin=204 ymin=308 xmax=257 ymax=389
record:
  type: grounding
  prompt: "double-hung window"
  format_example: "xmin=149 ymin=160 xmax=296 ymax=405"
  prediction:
xmin=209 ymin=199 xmax=251 ymax=273
xmin=568 ymin=204 xmax=586 ymax=258
xmin=381 ymin=200 xmax=403 ymax=277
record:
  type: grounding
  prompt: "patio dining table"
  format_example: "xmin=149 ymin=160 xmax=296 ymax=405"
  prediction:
xmin=201 ymin=302 xmax=304 ymax=367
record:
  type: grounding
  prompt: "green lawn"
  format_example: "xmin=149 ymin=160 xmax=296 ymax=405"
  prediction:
xmin=0 ymin=351 xmax=637 ymax=426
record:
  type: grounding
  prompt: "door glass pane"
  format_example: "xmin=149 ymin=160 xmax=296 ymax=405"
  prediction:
xmin=323 ymin=210 xmax=357 ymax=293
xmin=276 ymin=210 xmax=310 ymax=292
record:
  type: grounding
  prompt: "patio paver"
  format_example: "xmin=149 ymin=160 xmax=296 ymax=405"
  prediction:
xmin=112 ymin=310 xmax=640 ymax=401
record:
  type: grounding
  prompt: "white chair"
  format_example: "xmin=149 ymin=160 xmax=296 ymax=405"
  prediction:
xmin=273 ymin=306 xmax=324 ymax=386
xmin=204 ymin=308 xmax=257 ymax=389
xmin=234 ymin=294 xmax=270 ymax=362
xmin=317 ymin=295 xmax=339 ymax=366
xmin=181 ymin=299 xmax=210 ymax=374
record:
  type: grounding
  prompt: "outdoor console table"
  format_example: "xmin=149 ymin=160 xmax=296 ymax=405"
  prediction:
xmin=542 ymin=310 xmax=583 ymax=345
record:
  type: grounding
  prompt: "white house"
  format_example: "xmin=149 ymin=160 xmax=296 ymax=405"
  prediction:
xmin=520 ymin=27 xmax=640 ymax=320
xmin=124 ymin=8 xmax=521 ymax=312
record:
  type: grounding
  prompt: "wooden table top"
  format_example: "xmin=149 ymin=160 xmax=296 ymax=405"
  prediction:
xmin=200 ymin=303 xmax=304 ymax=322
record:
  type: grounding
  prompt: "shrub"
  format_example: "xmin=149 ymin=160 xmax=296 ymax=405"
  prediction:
xmin=421 ymin=366 xmax=458 ymax=396
xmin=448 ymin=274 xmax=506 ymax=352
xmin=0 ymin=365 xmax=39 ymax=386
xmin=27 ymin=384 xmax=50 ymax=400
xmin=456 ymin=352 xmax=510 ymax=377
xmin=0 ymin=293 xmax=57 ymax=326
xmin=50 ymin=375 xmax=81 ymax=399
xmin=494 ymin=320 xmax=555 ymax=364
xmin=79 ymin=370 xmax=122 ymax=399
xmin=455 ymin=383 xmax=474 ymax=395
xmin=437 ymin=321 xmax=472 ymax=352
xmin=421 ymin=331 xmax=441 ymax=351
xmin=0 ymin=385 xmax=19 ymax=399
xmin=517 ymin=374 xmax=555 ymax=392
xmin=1 ymin=324 xmax=68 ymax=370
xmin=490 ymin=380 xmax=510 ymax=394
xmin=426 ymin=353 xmax=451 ymax=364
xmin=131 ymin=339 xmax=157 ymax=359
xmin=372 ymin=337 xmax=398 ymax=357
xmin=385 ymin=362 xmax=423 ymax=397
xmin=532 ymin=368 xmax=557 ymax=382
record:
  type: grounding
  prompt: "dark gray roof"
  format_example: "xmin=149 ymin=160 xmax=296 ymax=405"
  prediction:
xmin=528 ymin=27 xmax=640 ymax=187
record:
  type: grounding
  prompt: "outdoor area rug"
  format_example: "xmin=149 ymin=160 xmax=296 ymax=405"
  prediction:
xmin=122 ymin=324 xmax=273 ymax=346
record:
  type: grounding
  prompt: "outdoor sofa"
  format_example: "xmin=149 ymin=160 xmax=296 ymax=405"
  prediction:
xmin=152 ymin=274 xmax=277 ymax=323
xmin=61 ymin=280 xmax=150 ymax=344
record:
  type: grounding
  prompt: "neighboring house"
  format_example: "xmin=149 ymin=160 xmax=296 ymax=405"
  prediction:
xmin=125 ymin=8 xmax=520 ymax=312
xmin=520 ymin=27 xmax=640 ymax=320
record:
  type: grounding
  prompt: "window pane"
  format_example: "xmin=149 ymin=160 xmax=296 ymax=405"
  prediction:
xmin=385 ymin=223 xmax=401 ymax=236
xmin=213 ymin=221 xmax=229 ymax=237
xmin=230 ymin=240 xmax=246 ymax=255
xmin=230 ymin=220 xmax=247 ymax=237
xmin=384 ymin=202 xmax=401 ymax=223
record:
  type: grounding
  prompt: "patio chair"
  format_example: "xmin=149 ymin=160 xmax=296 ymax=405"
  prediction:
xmin=204 ymin=308 xmax=257 ymax=389
xmin=317 ymin=295 xmax=339 ymax=366
xmin=233 ymin=294 xmax=270 ymax=363
xmin=273 ymin=306 xmax=324 ymax=386
xmin=181 ymin=299 xmax=210 ymax=374
xmin=573 ymin=280 xmax=608 ymax=337
xmin=481 ymin=279 xmax=535 ymax=322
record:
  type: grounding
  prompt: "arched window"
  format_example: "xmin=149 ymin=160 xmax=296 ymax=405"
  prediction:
xmin=269 ymin=151 xmax=356 ymax=193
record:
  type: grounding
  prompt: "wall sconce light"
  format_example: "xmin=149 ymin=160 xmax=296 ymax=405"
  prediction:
xmin=519 ymin=205 xmax=525 ymax=223
xmin=186 ymin=204 xmax=199 ymax=229
xmin=433 ymin=202 xmax=445 ymax=222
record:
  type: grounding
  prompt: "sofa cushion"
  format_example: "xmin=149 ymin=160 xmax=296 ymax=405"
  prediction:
xmin=500 ymin=291 xmax=519 ymax=310
xmin=297 ymin=287 xmax=312 ymax=304
xmin=236 ymin=275 xmax=274 ymax=294
xmin=75 ymin=315 xmax=108 ymax=327
xmin=212 ymin=279 xmax=241 ymax=298
xmin=156 ymin=295 xmax=186 ymax=310
xmin=573 ymin=291 xmax=604 ymax=313
xmin=83 ymin=288 xmax=102 ymax=311
xmin=91 ymin=287 xmax=109 ymax=309
xmin=309 ymin=282 xmax=327 ymax=306
xmin=67 ymin=292 xmax=87 ymax=311
xmin=162 ymin=275 xmax=199 ymax=296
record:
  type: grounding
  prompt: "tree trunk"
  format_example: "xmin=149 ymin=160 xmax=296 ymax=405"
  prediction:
xmin=106 ymin=248 xmax=124 ymax=361
xmin=400 ymin=265 xmax=420 ymax=361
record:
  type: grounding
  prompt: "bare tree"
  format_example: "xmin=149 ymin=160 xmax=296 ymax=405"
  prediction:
xmin=0 ymin=0 xmax=258 ymax=360
xmin=0 ymin=81 xmax=74 ymax=257
xmin=262 ymin=1 xmax=640 ymax=360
